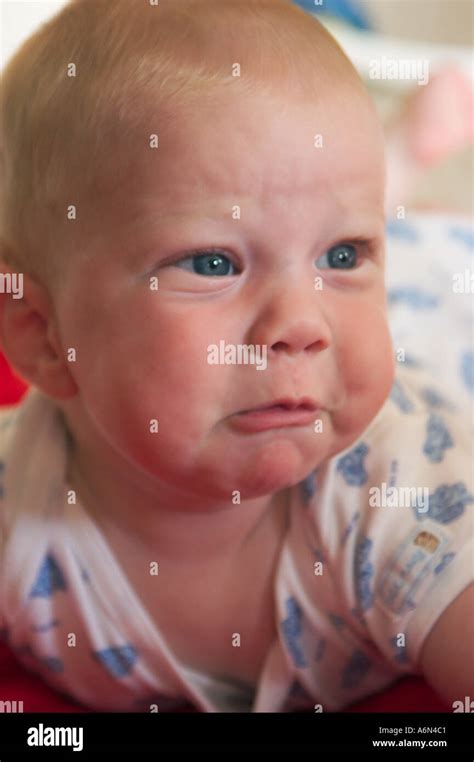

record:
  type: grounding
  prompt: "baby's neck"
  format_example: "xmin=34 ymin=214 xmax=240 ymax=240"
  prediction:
xmin=65 ymin=435 xmax=284 ymax=568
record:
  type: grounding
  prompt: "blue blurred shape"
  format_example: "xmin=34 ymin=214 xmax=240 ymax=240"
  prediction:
xmin=292 ymin=0 xmax=371 ymax=30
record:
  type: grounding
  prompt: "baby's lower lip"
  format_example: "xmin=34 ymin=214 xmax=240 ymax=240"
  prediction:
xmin=230 ymin=405 xmax=318 ymax=433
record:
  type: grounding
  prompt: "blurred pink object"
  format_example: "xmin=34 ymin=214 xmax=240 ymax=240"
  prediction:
xmin=385 ymin=64 xmax=474 ymax=214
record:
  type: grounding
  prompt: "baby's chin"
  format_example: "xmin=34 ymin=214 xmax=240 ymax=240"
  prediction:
xmin=202 ymin=429 xmax=337 ymax=501
xmin=226 ymin=408 xmax=385 ymax=502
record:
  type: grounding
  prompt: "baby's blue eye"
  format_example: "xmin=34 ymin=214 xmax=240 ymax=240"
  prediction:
xmin=317 ymin=244 xmax=357 ymax=269
xmin=173 ymin=250 xmax=236 ymax=276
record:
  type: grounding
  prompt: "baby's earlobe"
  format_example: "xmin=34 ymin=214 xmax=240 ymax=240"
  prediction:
xmin=0 ymin=273 xmax=78 ymax=401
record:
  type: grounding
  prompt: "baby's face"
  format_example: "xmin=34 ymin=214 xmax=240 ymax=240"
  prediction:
xmin=57 ymin=91 xmax=395 ymax=502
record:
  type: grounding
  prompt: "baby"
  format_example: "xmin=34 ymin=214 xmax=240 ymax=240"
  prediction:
xmin=0 ymin=0 xmax=472 ymax=713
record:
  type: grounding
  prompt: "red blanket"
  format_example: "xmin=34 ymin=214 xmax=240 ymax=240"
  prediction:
xmin=0 ymin=352 xmax=449 ymax=712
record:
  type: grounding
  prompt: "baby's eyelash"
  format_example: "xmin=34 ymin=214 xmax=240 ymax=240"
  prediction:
xmin=163 ymin=247 xmax=236 ymax=267
xmin=160 ymin=239 xmax=380 ymax=271
xmin=336 ymin=239 xmax=377 ymax=255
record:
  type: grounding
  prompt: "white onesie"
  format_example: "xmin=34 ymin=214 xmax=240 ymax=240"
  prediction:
xmin=0 ymin=212 xmax=473 ymax=712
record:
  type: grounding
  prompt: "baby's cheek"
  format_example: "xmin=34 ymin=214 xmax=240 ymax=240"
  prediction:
xmin=350 ymin=312 xmax=395 ymax=405
xmin=334 ymin=308 xmax=394 ymax=432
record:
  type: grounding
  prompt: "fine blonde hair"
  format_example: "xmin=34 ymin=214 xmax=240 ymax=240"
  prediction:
xmin=0 ymin=0 xmax=368 ymax=287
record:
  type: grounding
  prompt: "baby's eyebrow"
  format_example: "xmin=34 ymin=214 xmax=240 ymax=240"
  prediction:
xmin=125 ymin=198 xmax=386 ymax=253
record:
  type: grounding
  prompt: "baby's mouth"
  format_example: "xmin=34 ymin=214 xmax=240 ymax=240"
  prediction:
xmin=231 ymin=397 xmax=320 ymax=433
xmin=238 ymin=396 xmax=319 ymax=414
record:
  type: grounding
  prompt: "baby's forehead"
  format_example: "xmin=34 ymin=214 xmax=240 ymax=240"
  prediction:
xmin=141 ymin=78 xmax=382 ymax=156
xmin=133 ymin=87 xmax=384 ymax=193
xmin=82 ymin=4 xmax=386 ymax=245
xmin=100 ymin=83 xmax=384 ymax=223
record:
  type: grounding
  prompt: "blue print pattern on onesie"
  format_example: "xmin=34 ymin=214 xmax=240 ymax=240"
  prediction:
xmin=420 ymin=387 xmax=450 ymax=409
xmin=336 ymin=443 xmax=369 ymax=486
xmin=341 ymin=650 xmax=372 ymax=690
xmin=29 ymin=554 xmax=67 ymax=598
xmin=413 ymin=482 xmax=474 ymax=523
xmin=340 ymin=512 xmax=360 ymax=547
xmin=328 ymin=613 xmax=346 ymax=630
xmin=41 ymin=656 xmax=64 ymax=673
xmin=92 ymin=645 xmax=138 ymax=678
xmin=281 ymin=597 xmax=307 ymax=668
xmin=389 ymin=379 xmax=415 ymax=413
xmin=434 ymin=552 xmax=456 ymax=575
xmin=423 ymin=414 xmax=454 ymax=463
xmin=460 ymin=351 xmax=474 ymax=395
xmin=387 ymin=287 xmax=439 ymax=310
xmin=354 ymin=537 xmax=374 ymax=612
xmin=299 ymin=469 xmax=317 ymax=502
xmin=448 ymin=225 xmax=474 ymax=252
xmin=385 ymin=219 xmax=420 ymax=243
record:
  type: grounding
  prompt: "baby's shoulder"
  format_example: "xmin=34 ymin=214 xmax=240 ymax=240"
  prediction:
xmin=361 ymin=368 xmax=472 ymax=459
xmin=303 ymin=373 xmax=473 ymax=540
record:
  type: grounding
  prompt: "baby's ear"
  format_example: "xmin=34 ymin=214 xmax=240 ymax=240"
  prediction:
xmin=0 ymin=262 xmax=78 ymax=400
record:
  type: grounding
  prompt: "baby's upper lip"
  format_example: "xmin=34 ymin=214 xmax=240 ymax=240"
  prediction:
xmin=238 ymin=396 xmax=319 ymax=414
